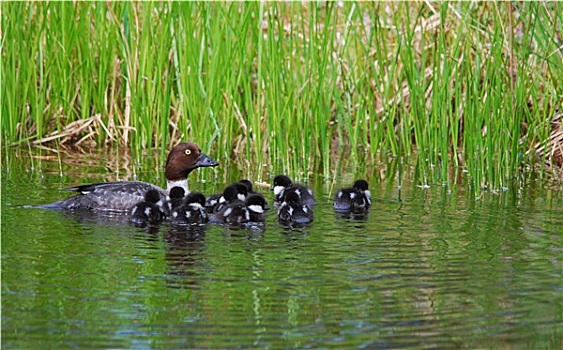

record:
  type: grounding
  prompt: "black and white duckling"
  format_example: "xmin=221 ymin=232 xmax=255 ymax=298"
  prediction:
xmin=239 ymin=179 xmax=258 ymax=194
xmin=215 ymin=194 xmax=270 ymax=226
xmin=271 ymin=174 xmax=315 ymax=206
xmin=271 ymin=175 xmax=293 ymax=204
xmin=209 ymin=185 xmax=242 ymax=223
xmin=212 ymin=184 xmax=241 ymax=214
xmin=161 ymin=186 xmax=186 ymax=217
xmin=169 ymin=191 xmax=208 ymax=225
xmin=204 ymin=192 xmax=222 ymax=213
xmin=215 ymin=199 xmax=248 ymax=225
xmin=277 ymin=191 xmax=314 ymax=226
xmin=333 ymin=180 xmax=371 ymax=214
xmin=231 ymin=182 xmax=249 ymax=201
xmin=245 ymin=193 xmax=269 ymax=222
xmin=130 ymin=189 xmax=165 ymax=226
xmin=238 ymin=179 xmax=270 ymax=210
xmin=205 ymin=182 xmax=248 ymax=213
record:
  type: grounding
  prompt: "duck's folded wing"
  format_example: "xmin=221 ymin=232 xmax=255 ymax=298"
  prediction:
xmin=43 ymin=181 xmax=165 ymax=211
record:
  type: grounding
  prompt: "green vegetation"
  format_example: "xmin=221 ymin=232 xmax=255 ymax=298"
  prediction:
xmin=1 ymin=2 xmax=562 ymax=190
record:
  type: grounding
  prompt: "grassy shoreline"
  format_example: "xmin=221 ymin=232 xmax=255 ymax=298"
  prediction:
xmin=1 ymin=2 xmax=562 ymax=190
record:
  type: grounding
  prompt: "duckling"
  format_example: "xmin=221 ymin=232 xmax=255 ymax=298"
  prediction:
xmin=277 ymin=191 xmax=314 ymax=226
xmin=161 ymin=186 xmax=186 ymax=217
xmin=215 ymin=199 xmax=248 ymax=225
xmin=239 ymin=179 xmax=269 ymax=210
xmin=204 ymin=192 xmax=222 ymax=213
xmin=245 ymin=193 xmax=269 ymax=222
xmin=169 ymin=191 xmax=208 ymax=225
xmin=271 ymin=174 xmax=315 ymax=206
xmin=239 ymin=179 xmax=257 ymax=194
xmin=130 ymin=190 xmax=165 ymax=226
xmin=334 ymin=180 xmax=371 ymax=214
xmin=231 ymin=182 xmax=249 ymax=201
xmin=205 ymin=182 xmax=248 ymax=213
xmin=212 ymin=184 xmax=241 ymax=214
xmin=271 ymin=175 xmax=293 ymax=204
xmin=216 ymin=193 xmax=270 ymax=226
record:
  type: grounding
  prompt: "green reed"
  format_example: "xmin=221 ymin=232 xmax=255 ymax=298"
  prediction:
xmin=1 ymin=2 xmax=561 ymax=191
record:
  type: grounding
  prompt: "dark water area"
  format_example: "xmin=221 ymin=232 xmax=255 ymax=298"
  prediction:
xmin=2 ymin=149 xmax=562 ymax=349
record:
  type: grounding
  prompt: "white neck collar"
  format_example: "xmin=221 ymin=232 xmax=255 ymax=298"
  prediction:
xmin=167 ymin=179 xmax=189 ymax=195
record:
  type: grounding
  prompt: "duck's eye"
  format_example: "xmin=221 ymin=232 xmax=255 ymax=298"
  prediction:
xmin=185 ymin=149 xmax=191 ymax=155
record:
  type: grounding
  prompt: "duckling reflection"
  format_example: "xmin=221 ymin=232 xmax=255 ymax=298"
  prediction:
xmin=334 ymin=211 xmax=370 ymax=222
xmin=162 ymin=225 xmax=208 ymax=290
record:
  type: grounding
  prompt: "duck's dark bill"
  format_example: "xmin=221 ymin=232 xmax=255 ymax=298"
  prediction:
xmin=197 ymin=153 xmax=219 ymax=168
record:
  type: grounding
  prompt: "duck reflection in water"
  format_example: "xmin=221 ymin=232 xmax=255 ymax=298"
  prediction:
xmin=58 ymin=209 xmax=164 ymax=234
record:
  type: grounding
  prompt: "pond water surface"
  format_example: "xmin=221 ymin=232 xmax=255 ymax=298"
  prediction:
xmin=2 ymin=149 xmax=562 ymax=349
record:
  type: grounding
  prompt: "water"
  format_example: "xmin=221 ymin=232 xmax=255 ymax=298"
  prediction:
xmin=2 ymin=150 xmax=562 ymax=349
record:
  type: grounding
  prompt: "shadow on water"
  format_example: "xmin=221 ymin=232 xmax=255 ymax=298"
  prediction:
xmin=2 ymin=148 xmax=562 ymax=349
